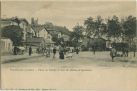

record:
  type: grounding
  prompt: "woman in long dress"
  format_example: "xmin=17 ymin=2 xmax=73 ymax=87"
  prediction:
xmin=59 ymin=46 xmax=64 ymax=59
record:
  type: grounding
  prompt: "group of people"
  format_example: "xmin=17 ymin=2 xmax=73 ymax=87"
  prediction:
xmin=109 ymin=46 xmax=136 ymax=61
xmin=56 ymin=46 xmax=80 ymax=59
xmin=13 ymin=44 xmax=136 ymax=62
xmin=13 ymin=46 xmax=32 ymax=56
xmin=36 ymin=46 xmax=80 ymax=60
xmin=110 ymin=46 xmax=129 ymax=62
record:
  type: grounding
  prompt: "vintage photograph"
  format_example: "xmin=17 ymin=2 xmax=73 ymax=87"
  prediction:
xmin=0 ymin=0 xmax=137 ymax=90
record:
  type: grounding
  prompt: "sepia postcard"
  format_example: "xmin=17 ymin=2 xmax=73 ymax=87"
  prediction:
xmin=0 ymin=0 xmax=137 ymax=90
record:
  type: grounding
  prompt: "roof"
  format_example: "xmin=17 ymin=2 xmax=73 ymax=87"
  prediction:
xmin=26 ymin=37 xmax=45 ymax=43
xmin=26 ymin=25 xmax=34 ymax=33
xmin=19 ymin=18 xmax=29 ymax=25
xmin=32 ymin=25 xmax=46 ymax=32
xmin=45 ymin=27 xmax=55 ymax=31
xmin=25 ymin=37 xmax=55 ymax=44
xmin=1 ymin=37 xmax=13 ymax=42
xmin=1 ymin=18 xmax=29 ymax=25
xmin=1 ymin=18 xmax=14 ymax=21
xmin=1 ymin=18 xmax=16 ymax=24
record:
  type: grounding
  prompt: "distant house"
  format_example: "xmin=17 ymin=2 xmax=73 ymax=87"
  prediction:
xmin=62 ymin=34 xmax=70 ymax=42
xmin=32 ymin=26 xmax=51 ymax=39
xmin=81 ymin=37 xmax=106 ymax=51
xmin=1 ymin=38 xmax=13 ymax=55
xmin=38 ymin=27 xmax=48 ymax=38
xmin=24 ymin=25 xmax=55 ymax=47
xmin=89 ymin=38 xmax=106 ymax=51
xmin=58 ymin=32 xmax=62 ymax=38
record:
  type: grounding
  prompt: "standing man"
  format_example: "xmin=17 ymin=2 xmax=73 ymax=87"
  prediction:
xmin=59 ymin=46 xmax=64 ymax=59
xmin=47 ymin=46 xmax=50 ymax=57
xmin=29 ymin=46 xmax=32 ymax=56
xmin=133 ymin=43 xmax=136 ymax=57
xmin=76 ymin=47 xmax=79 ymax=54
xmin=110 ymin=47 xmax=117 ymax=62
xmin=13 ymin=46 xmax=17 ymax=55
xmin=92 ymin=45 xmax=96 ymax=55
xmin=53 ymin=47 xmax=57 ymax=58
xmin=125 ymin=47 xmax=129 ymax=57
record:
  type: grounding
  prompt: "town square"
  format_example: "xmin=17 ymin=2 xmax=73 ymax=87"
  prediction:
xmin=0 ymin=1 xmax=137 ymax=90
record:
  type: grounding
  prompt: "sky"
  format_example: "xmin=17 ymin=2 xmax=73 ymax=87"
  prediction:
xmin=1 ymin=1 xmax=136 ymax=31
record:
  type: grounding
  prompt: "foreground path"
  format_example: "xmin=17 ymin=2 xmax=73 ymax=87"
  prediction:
xmin=1 ymin=52 xmax=137 ymax=90
xmin=2 ymin=51 xmax=137 ymax=68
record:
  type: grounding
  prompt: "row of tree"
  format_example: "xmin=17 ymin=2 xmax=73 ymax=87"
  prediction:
xmin=71 ymin=15 xmax=136 ymax=46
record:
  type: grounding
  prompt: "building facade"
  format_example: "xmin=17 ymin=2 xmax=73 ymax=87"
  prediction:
xmin=1 ymin=38 xmax=13 ymax=54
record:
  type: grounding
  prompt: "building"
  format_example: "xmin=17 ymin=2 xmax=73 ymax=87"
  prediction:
xmin=81 ymin=37 xmax=106 ymax=51
xmin=32 ymin=25 xmax=53 ymax=41
xmin=24 ymin=25 xmax=55 ymax=48
xmin=26 ymin=25 xmax=36 ymax=38
xmin=1 ymin=38 xmax=13 ymax=55
xmin=1 ymin=18 xmax=18 ymax=28
xmin=23 ymin=37 xmax=46 ymax=53
xmin=18 ymin=18 xmax=29 ymax=40
xmin=62 ymin=34 xmax=70 ymax=42
xmin=58 ymin=32 xmax=62 ymax=38
xmin=1 ymin=17 xmax=29 ymax=41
